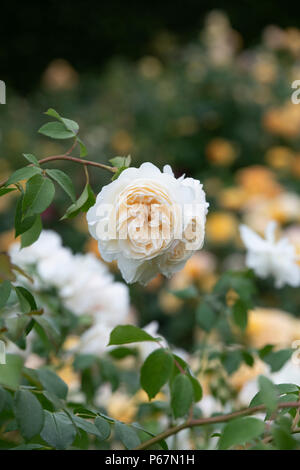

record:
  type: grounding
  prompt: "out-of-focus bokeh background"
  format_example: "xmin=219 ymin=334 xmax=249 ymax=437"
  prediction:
xmin=1 ymin=2 xmax=300 ymax=347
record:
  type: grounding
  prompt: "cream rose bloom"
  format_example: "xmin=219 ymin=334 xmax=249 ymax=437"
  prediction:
xmin=87 ymin=163 xmax=209 ymax=284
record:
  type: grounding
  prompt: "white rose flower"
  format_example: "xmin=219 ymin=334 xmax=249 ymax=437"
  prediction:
xmin=87 ymin=163 xmax=208 ymax=284
xmin=239 ymin=221 xmax=300 ymax=288
xmin=37 ymin=247 xmax=74 ymax=289
xmin=79 ymin=323 xmax=113 ymax=355
xmin=9 ymin=230 xmax=62 ymax=266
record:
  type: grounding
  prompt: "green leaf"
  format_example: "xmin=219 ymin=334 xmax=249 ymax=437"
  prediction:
xmin=110 ymin=155 xmax=132 ymax=181
xmin=15 ymin=196 xmax=37 ymax=237
xmin=38 ymin=121 xmax=75 ymax=139
xmin=21 ymin=215 xmax=42 ymax=248
xmin=0 ymin=354 xmax=24 ymax=390
xmin=73 ymin=354 xmax=97 ymax=371
xmin=218 ymin=417 xmax=265 ymax=449
xmin=60 ymin=118 xmax=79 ymax=135
xmin=171 ymin=285 xmax=198 ymax=299
xmin=0 ymin=386 xmax=6 ymax=412
xmin=72 ymin=415 xmax=104 ymax=439
xmin=46 ymin=169 xmax=76 ymax=202
xmin=109 ymin=346 xmax=138 ymax=359
xmin=258 ymin=375 xmax=278 ymax=413
xmin=22 ymin=174 xmax=55 ymax=217
xmin=77 ymin=137 xmax=88 ymax=157
xmin=114 ymin=422 xmax=141 ymax=449
xmin=12 ymin=444 xmax=47 ymax=450
xmin=45 ymin=108 xmax=62 ymax=120
xmin=0 ymin=280 xmax=12 ymax=308
xmin=108 ymin=325 xmax=159 ymax=346
xmin=14 ymin=389 xmax=44 ymax=440
xmin=171 ymin=374 xmax=194 ymax=418
xmin=196 ymin=302 xmax=217 ymax=332
xmin=140 ymin=348 xmax=174 ymax=399
xmin=40 ymin=411 xmax=76 ymax=449
xmin=37 ymin=368 xmax=68 ymax=399
xmin=5 ymin=166 xmax=41 ymax=186
xmin=15 ymin=286 xmax=37 ymax=312
xmin=221 ymin=350 xmax=242 ymax=375
xmin=94 ymin=416 xmax=111 ymax=440
xmin=272 ymin=426 xmax=297 ymax=450
xmin=232 ymin=298 xmax=248 ymax=330
xmin=6 ymin=315 xmax=30 ymax=342
xmin=0 ymin=187 xmax=16 ymax=196
xmin=22 ymin=154 xmax=40 ymax=166
xmin=61 ymin=184 xmax=95 ymax=219
xmin=34 ymin=315 xmax=60 ymax=347
xmin=44 ymin=109 xmax=79 ymax=136
xmin=188 ymin=375 xmax=203 ymax=402
xmin=276 ymin=383 xmax=299 ymax=394
xmin=263 ymin=349 xmax=293 ymax=372
xmin=109 ymin=155 xmax=131 ymax=168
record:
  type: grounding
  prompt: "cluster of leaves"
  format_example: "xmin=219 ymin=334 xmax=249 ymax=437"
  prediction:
xmin=109 ymin=325 xmax=202 ymax=419
xmin=1 ymin=109 xmax=96 ymax=248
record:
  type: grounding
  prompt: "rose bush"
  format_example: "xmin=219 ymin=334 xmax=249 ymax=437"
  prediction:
xmin=0 ymin=102 xmax=299 ymax=451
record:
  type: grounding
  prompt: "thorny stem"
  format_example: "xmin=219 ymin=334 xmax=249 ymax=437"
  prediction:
xmin=0 ymin=152 xmax=117 ymax=188
xmin=133 ymin=401 xmax=300 ymax=450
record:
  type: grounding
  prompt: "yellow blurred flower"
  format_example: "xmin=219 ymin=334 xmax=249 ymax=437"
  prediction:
xmin=236 ymin=165 xmax=282 ymax=198
xmin=246 ymin=308 xmax=300 ymax=349
xmin=158 ymin=290 xmax=183 ymax=314
xmin=0 ymin=230 xmax=16 ymax=252
xmin=205 ymin=138 xmax=237 ymax=166
xmin=174 ymin=116 xmax=199 ymax=136
xmin=292 ymin=154 xmax=300 ymax=178
xmin=265 ymin=146 xmax=295 ymax=170
xmin=107 ymin=391 xmax=137 ymax=423
xmin=229 ymin=359 xmax=267 ymax=391
xmin=57 ymin=363 xmax=80 ymax=390
xmin=42 ymin=59 xmax=79 ymax=91
xmin=218 ymin=186 xmax=247 ymax=210
xmin=111 ymin=130 xmax=133 ymax=154
xmin=206 ymin=212 xmax=238 ymax=244
xmin=252 ymin=54 xmax=277 ymax=84
xmin=263 ymin=101 xmax=300 ymax=138
xmin=138 ymin=56 xmax=162 ymax=79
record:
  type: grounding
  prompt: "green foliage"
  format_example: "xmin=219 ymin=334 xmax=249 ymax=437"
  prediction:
xmin=108 ymin=325 xmax=160 ymax=345
xmin=140 ymin=348 xmax=173 ymax=399
xmin=110 ymin=155 xmax=131 ymax=181
xmin=46 ymin=169 xmax=76 ymax=202
xmin=171 ymin=374 xmax=194 ymax=418
xmin=114 ymin=422 xmax=141 ymax=449
xmin=61 ymin=183 xmax=95 ymax=219
xmin=218 ymin=417 xmax=265 ymax=449
xmin=196 ymin=302 xmax=217 ymax=332
xmin=0 ymin=280 xmax=12 ymax=308
xmin=14 ymin=389 xmax=44 ymax=440
xmin=22 ymin=174 xmax=55 ymax=217
xmin=258 ymin=376 xmax=278 ymax=414
xmin=40 ymin=411 xmax=76 ymax=449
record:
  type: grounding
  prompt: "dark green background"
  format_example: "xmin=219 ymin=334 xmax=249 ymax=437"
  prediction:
xmin=1 ymin=0 xmax=299 ymax=94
